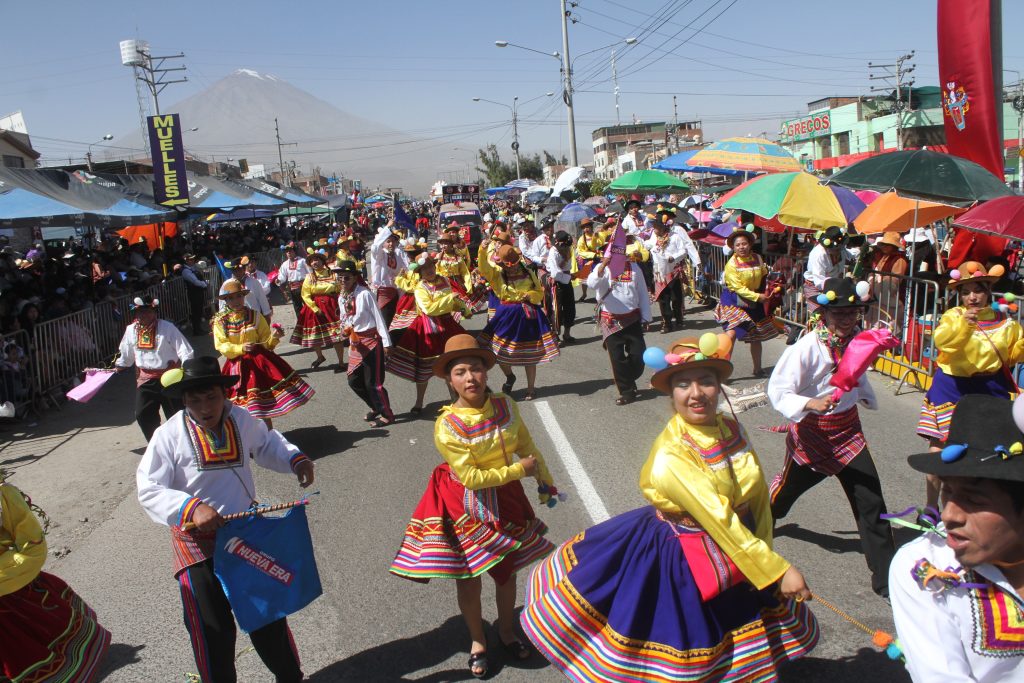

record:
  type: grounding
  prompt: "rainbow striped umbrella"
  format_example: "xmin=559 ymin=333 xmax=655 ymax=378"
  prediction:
xmin=719 ymin=171 xmax=866 ymax=231
xmin=687 ymin=136 xmax=801 ymax=174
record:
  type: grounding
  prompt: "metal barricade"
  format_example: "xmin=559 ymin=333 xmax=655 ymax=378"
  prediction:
xmin=0 ymin=329 xmax=37 ymax=417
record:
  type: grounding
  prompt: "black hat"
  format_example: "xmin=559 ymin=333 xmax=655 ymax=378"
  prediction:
xmin=161 ymin=356 xmax=239 ymax=398
xmin=818 ymin=276 xmax=871 ymax=308
xmin=908 ymin=395 xmax=1024 ymax=483
xmin=643 ymin=201 xmax=676 ymax=218
xmin=818 ymin=225 xmax=847 ymax=248
xmin=553 ymin=230 xmax=572 ymax=246
xmin=331 ymin=260 xmax=358 ymax=275
xmin=624 ymin=199 xmax=642 ymax=210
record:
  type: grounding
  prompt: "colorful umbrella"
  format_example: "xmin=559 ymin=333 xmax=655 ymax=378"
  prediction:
xmin=826 ymin=149 xmax=1012 ymax=205
xmin=558 ymin=202 xmax=599 ymax=223
xmin=687 ymin=137 xmax=801 ymax=174
xmin=608 ymin=169 xmax=689 ymax=194
xmin=852 ymin=191 xmax=967 ymax=234
xmin=719 ymin=171 xmax=866 ymax=231
xmin=951 ymin=196 xmax=1024 ymax=242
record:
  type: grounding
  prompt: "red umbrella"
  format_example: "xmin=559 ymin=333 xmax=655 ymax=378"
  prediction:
xmin=951 ymin=195 xmax=1024 ymax=242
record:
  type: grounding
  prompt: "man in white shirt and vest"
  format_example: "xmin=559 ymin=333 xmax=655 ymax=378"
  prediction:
xmin=369 ymin=223 xmax=407 ymax=328
xmin=115 ymin=294 xmax=195 ymax=440
xmin=275 ymin=243 xmax=310 ymax=319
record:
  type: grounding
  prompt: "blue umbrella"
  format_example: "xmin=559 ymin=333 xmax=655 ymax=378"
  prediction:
xmin=557 ymin=202 xmax=599 ymax=223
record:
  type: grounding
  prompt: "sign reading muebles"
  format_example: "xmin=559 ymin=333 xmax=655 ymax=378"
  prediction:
xmin=147 ymin=113 xmax=190 ymax=207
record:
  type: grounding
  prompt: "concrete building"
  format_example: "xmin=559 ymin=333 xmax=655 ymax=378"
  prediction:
xmin=592 ymin=122 xmax=667 ymax=179
xmin=0 ymin=129 xmax=40 ymax=168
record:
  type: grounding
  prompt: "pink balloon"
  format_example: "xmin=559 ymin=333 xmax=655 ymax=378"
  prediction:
xmin=664 ymin=353 xmax=682 ymax=365
xmin=949 ymin=269 xmax=961 ymax=280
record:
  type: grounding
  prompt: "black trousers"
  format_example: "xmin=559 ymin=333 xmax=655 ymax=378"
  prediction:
xmin=178 ymin=559 xmax=303 ymax=683
xmin=379 ymin=297 xmax=397 ymax=330
xmin=605 ymin=320 xmax=646 ymax=394
xmin=348 ymin=344 xmax=392 ymax=418
xmin=186 ymin=285 xmax=207 ymax=333
xmin=286 ymin=286 xmax=303 ymax=319
xmin=136 ymin=377 xmax=181 ymax=441
xmin=657 ymin=279 xmax=684 ymax=326
xmin=770 ymin=449 xmax=895 ymax=593
xmin=554 ymin=281 xmax=576 ymax=332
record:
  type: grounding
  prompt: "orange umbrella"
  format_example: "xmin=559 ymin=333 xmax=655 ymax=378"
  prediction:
xmin=117 ymin=222 xmax=179 ymax=250
xmin=852 ymin=192 xmax=967 ymax=234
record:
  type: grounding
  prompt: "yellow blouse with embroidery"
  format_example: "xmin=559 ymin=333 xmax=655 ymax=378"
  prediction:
xmin=301 ymin=269 xmax=341 ymax=312
xmin=395 ymin=269 xmax=420 ymax=293
xmin=724 ymin=255 xmax=768 ymax=303
xmin=638 ymin=413 xmax=790 ymax=590
xmin=214 ymin=307 xmax=279 ymax=360
xmin=932 ymin=306 xmax=1024 ymax=376
xmin=476 ymin=247 xmax=544 ymax=305
xmin=414 ymin=279 xmax=469 ymax=317
xmin=434 ymin=393 xmax=553 ymax=490
xmin=576 ymin=233 xmax=604 ymax=260
xmin=0 ymin=482 xmax=47 ymax=597
xmin=627 ymin=241 xmax=651 ymax=263
xmin=436 ymin=253 xmax=473 ymax=291
xmin=335 ymin=248 xmax=365 ymax=270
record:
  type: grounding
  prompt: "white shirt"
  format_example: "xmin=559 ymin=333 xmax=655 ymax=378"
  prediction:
xmin=767 ymin=328 xmax=878 ymax=423
xmin=116 ymin=319 xmax=194 ymax=371
xmin=338 ymin=285 xmax=392 ymax=347
xmin=517 ymin=232 xmax=536 ymax=259
xmin=622 ymin=213 xmax=643 ymax=236
xmin=276 ymin=257 xmax=310 ymax=285
xmin=370 ymin=227 xmax=407 ymax=289
xmin=804 ymin=244 xmax=847 ymax=288
xmin=890 ymin=531 xmax=1024 ymax=683
xmin=137 ymin=403 xmax=304 ymax=527
xmin=671 ymin=224 xmax=701 ymax=267
xmin=248 ymin=269 xmax=271 ymax=297
xmin=219 ymin=275 xmax=271 ymax=316
xmin=644 ymin=232 xmax=687 ymax=280
xmin=530 ymin=233 xmax=552 ymax=267
xmin=587 ymin=262 xmax=652 ymax=323
xmin=545 ymin=247 xmax=573 ymax=284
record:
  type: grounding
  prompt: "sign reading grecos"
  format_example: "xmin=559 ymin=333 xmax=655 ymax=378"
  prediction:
xmin=146 ymin=114 xmax=190 ymax=207
xmin=781 ymin=113 xmax=831 ymax=141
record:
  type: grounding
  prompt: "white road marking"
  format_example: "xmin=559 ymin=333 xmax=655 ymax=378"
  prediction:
xmin=532 ymin=400 xmax=610 ymax=524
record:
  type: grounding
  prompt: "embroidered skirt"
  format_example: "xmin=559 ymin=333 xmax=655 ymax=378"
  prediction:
xmin=478 ymin=301 xmax=560 ymax=367
xmin=520 ymin=506 xmax=818 ymax=683
xmin=715 ymin=290 xmax=779 ymax=342
xmin=289 ymin=295 xmax=343 ymax=347
xmin=388 ymin=293 xmax=418 ymax=333
xmin=0 ymin=572 xmax=111 ymax=683
xmin=448 ymin=277 xmax=488 ymax=312
xmin=387 ymin=313 xmax=465 ymax=383
xmin=918 ymin=368 xmax=1013 ymax=442
xmin=389 ymin=463 xmax=553 ymax=585
xmin=222 ymin=347 xmax=314 ymax=419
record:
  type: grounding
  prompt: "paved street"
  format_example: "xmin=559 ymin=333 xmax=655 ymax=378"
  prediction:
xmin=2 ymin=295 xmax=921 ymax=682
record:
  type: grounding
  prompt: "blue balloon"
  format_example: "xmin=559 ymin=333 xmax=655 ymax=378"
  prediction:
xmin=940 ymin=443 xmax=968 ymax=463
xmin=816 ymin=293 xmax=830 ymax=305
xmin=992 ymin=302 xmax=1002 ymax=311
xmin=643 ymin=347 xmax=668 ymax=370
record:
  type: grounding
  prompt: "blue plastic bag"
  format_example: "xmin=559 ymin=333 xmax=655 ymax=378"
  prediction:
xmin=213 ymin=505 xmax=322 ymax=633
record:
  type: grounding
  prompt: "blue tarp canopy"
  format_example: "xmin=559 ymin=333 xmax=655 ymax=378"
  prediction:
xmin=206 ymin=209 xmax=278 ymax=223
xmin=486 ymin=186 xmax=510 ymax=195
xmin=653 ymin=150 xmax=748 ymax=177
xmin=92 ymin=172 xmax=289 ymax=213
xmin=0 ymin=167 xmax=176 ymax=228
xmin=240 ymin=179 xmax=323 ymax=205
xmin=362 ymin=193 xmax=393 ymax=204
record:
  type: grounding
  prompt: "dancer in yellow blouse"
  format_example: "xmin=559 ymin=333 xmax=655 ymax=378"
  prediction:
xmin=289 ymin=251 xmax=347 ymax=370
xmin=390 ymin=335 xmax=557 ymax=678
xmin=918 ymin=261 xmax=1024 ymax=509
xmin=215 ymin=279 xmax=314 ymax=429
xmin=1 ymin=472 xmax=110 ymax=681
xmin=521 ymin=333 xmax=818 ymax=683
xmin=574 ymin=218 xmax=604 ymax=302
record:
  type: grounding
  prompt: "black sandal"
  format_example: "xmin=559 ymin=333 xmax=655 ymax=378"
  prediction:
xmin=364 ymin=411 xmax=378 ymax=422
xmin=369 ymin=415 xmax=395 ymax=428
xmin=501 ymin=374 xmax=516 ymax=393
xmin=523 ymin=390 xmax=536 ymax=401
xmin=409 ymin=406 xmax=423 ymax=416
xmin=310 ymin=357 xmax=325 ymax=369
xmin=615 ymin=394 xmax=632 ymax=406
xmin=468 ymin=651 xmax=489 ymax=679
xmin=501 ymin=639 xmax=532 ymax=660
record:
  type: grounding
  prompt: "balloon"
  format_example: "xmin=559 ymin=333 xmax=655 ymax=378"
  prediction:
xmin=693 ymin=353 xmax=706 ymax=361
xmin=940 ymin=443 xmax=968 ymax=463
xmin=816 ymin=294 xmax=830 ymax=305
xmin=1011 ymin=304 xmax=1019 ymax=313
xmin=698 ymin=332 xmax=719 ymax=356
xmin=855 ymin=281 xmax=870 ymax=298
xmin=826 ymin=290 xmax=837 ymax=301
xmin=722 ymin=246 xmax=732 ymax=257
xmin=992 ymin=302 xmax=1002 ymax=311
xmin=1006 ymin=293 xmax=1017 ymax=303
xmin=643 ymin=347 xmax=668 ymax=370
xmin=1000 ymin=304 xmax=1010 ymax=313
xmin=664 ymin=353 xmax=682 ymax=365
xmin=949 ymin=269 xmax=961 ymax=280
xmin=989 ymin=264 xmax=1006 ymax=278
xmin=962 ymin=260 xmax=982 ymax=275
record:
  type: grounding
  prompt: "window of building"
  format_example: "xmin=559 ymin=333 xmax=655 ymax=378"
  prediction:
xmin=873 ymin=132 xmax=885 ymax=152
xmin=836 ymin=132 xmax=850 ymax=156
xmin=2 ymin=155 xmax=25 ymax=168
xmin=818 ymin=136 xmax=832 ymax=159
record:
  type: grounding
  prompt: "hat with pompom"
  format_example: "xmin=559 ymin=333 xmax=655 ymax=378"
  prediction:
xmin=647 ymin=332 xmax=734 ymax=394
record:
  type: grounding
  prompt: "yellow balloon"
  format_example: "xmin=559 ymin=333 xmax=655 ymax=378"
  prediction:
xmin=161 ymin=368 xmax=184 ymax=388
xmin=826 ymin=290 xmax=837 ymax=301
xmin=698 ymin=332 xmax=719 ymax=357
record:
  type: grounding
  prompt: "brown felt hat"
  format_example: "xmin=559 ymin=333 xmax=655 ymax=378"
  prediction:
xmin=495 ymin=245 xmax=521 ymax=268
xmin=432 ymin=334 xmax=496 ymax=378
xmin=218 ymin=278 xmax=250 ymax=299
xmin=650 ymin=334 xmax=734 ymax=394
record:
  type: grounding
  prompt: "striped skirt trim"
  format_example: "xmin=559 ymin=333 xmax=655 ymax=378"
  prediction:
xmin=714 ymin=304 xmax=779 ymax=342
xmin=478 ymin=331 xmax=561 ymax=367
xmin=917 ymin=399 xmax=955 ymax=442
xmin=520 ymin=537 xmax=819 ymax=683
xmin=230 ymin=371 xmax=315 ymax=419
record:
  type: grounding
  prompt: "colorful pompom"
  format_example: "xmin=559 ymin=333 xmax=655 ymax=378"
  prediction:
xmin=817 ymin=294 xmax=830 ymax=305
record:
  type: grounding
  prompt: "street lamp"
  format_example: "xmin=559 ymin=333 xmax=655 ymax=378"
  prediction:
xmin=473 ymin=92 xmax=554 ymax=180
xmin=86 ymin=134 xmax=113 ymax=172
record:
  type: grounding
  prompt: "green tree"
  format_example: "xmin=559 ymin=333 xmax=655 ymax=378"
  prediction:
xmin=476 ymin=145 xmax=566 ymax=186
xmin=589 ymin=178 xmax=610 ymax=197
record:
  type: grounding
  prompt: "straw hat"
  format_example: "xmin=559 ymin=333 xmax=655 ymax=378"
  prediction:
xmin=650 ymin=333 xmax=734 ymax=394
xmin=432 ymin=334 xmax=497 ymax=378
xmin=218 ymin=278 xmax=250 ymax=299
xmin=946 ymin=261 xmax=1003 ymax=290
xmin=875 ymin=232 xmax=903 ymax=249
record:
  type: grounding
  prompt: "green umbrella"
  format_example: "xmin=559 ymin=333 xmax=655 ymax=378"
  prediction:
xmin=608 ymin=169 xmax=689 ymax=194
xmin=825 ymin=149 xmax=1011 ymax=206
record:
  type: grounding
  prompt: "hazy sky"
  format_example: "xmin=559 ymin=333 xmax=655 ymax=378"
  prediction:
xmin=3 ymin=0 xmax=1021 ymax=174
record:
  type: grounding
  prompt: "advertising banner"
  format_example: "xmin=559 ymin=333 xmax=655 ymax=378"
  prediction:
xmin=146 ymin=113 xmax=190 ymax=207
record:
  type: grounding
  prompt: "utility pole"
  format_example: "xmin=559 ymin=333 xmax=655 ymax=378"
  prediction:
xmin=275 ymin=118 xmax=297 ymax=187
xmin=1013 ymin=79 xmax=1024 ymax=191
xmin=612 ymin=49 xmax=621 ymax=126
xmin=672 ymin=96 xmax=679 ymax=153
xmin=559 ymin=0 xmax=578 ymax=167
xmin=869 ymin=52 xmax=916 ymax=151
xmin=133 ymin=49 xmax=187 ymax=116
xmin=511 ymin=96 xmax=521 ymax=180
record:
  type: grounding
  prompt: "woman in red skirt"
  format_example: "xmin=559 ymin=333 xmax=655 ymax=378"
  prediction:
xmin=386 ymin=252 xmax=471 ymax=415
xmin=214 ymin=278 xmax=315 ymax=430
xmin=389 ymin=335 xmax=558 ymax=678
xmin=1 ymin=473 xmax=111 ymax=682
xmin=289 ymin=251 xmax=346 ymax=370
xmin=388 ymin=238 xmax=426 ymax=345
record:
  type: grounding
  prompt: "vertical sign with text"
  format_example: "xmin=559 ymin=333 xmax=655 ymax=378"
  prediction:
xmin=147 ymin=113 xmax=190 ymax=207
